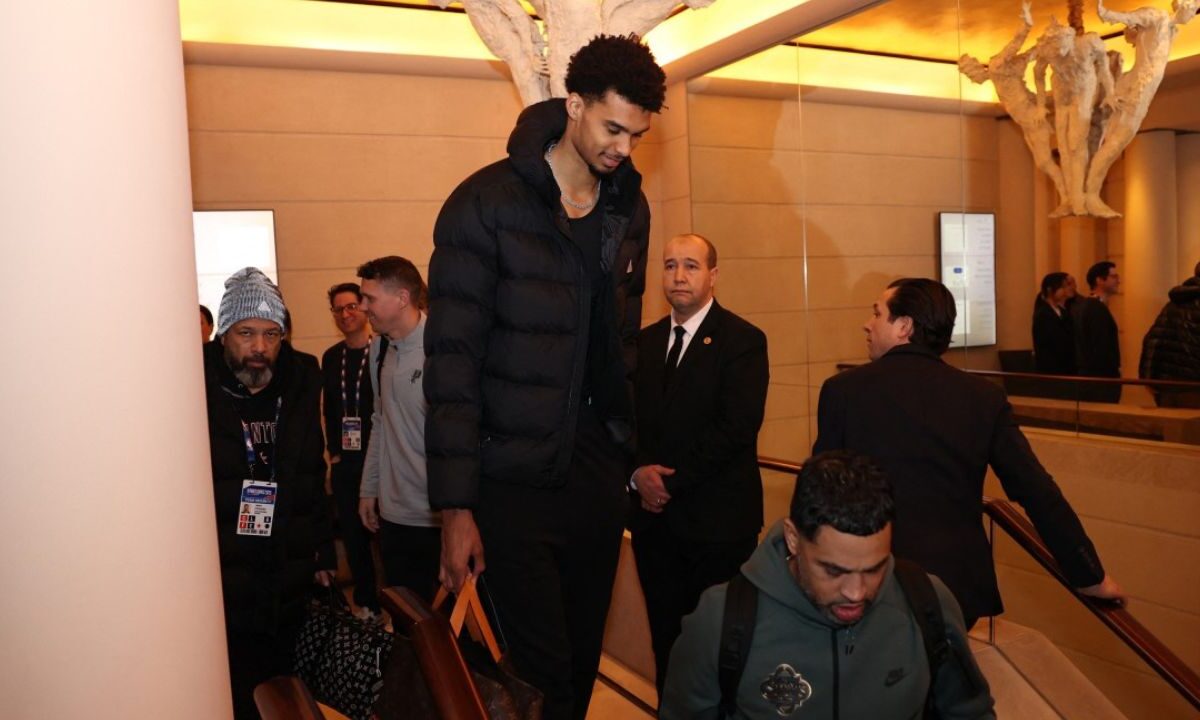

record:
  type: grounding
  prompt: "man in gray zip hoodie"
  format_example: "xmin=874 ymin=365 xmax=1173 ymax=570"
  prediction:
xmin=357 ymin=256 xmax=441 ymax=602
xmin=661 ymin=451 xmax=995 ymax=720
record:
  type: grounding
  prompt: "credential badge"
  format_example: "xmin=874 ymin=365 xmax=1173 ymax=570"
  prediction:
xmin=760 ymin=663 xmax=813 ymax=716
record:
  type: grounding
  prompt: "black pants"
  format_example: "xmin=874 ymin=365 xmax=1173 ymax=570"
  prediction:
xmin=632 ymin=521 xmax=757 ymax=697
xmin=331 ymin=456 xmax=379 ymax=611
xmin=475 ymin=407 xmax=627 ymax=720
xmin=226 ymin=619 xmax=302 ymax=719
xmin=378 ymin=520 xmax=442 ymax=603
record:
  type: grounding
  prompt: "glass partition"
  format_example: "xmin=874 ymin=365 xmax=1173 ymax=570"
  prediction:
xmin=690 ymin=1 xmax=1200 ymax=717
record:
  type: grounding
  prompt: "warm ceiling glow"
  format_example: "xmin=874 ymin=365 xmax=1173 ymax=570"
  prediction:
xmin=179 ymin=0 xmax=492 ymax=59
xmin=704 ymin=45 xmax=1000 ymax=103
xmin=645 ymin=0 xmax=814 ymax=67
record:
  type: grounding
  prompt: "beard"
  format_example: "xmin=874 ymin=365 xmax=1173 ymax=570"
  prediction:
xmin=225 ymin=347 xmax=275 ymax=390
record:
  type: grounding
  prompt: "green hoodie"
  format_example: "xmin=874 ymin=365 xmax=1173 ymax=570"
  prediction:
xmin=660 ymin=521 xmax=995 ymax=719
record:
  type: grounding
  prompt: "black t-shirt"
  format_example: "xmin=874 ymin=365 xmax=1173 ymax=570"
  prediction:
xmin=321 ymin=341 xmax=375 ymax=458
xmin=569 ymin=203 xmax=611 ymax=399
xmin=232 ymin=384 xmax=281 ymax=482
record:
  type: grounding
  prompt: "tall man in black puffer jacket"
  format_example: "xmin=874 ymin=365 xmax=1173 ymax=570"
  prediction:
xmin=425 ymin=35 xmax=664 ymax=720
xmin=1140 ymin=261 xmax=1200 ymax=407
xmin=204 ymin=268 xmax=336 ymax=718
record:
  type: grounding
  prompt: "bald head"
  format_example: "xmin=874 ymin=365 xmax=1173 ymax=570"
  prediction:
xmin=662 ymin=234 xmax=719 ymax=322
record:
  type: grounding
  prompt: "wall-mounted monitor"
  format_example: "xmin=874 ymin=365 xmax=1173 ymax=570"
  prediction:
xmin=193 ymin=210 xmax=278 ymax=331
xmin=938 ymin=212 xmax=996 ymax=348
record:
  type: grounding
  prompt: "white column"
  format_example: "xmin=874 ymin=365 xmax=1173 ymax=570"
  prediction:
xmin=1178 ymin=134 xmax=1200 ymax=276
xmin=1122 ymin=131 xmax=1178 ymax=395
xmin=0 ymin=2 xmax=232 ymax=718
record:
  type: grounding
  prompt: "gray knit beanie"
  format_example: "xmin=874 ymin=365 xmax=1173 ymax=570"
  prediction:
xmin=217 ymin=267 xmax=288 ymax=336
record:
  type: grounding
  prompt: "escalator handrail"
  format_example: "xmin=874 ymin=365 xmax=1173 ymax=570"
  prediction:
xmin=833 ymin=362 xmax=1200 ymax=391
xmin=981 ymin=496 xmax=1200 ymax=711
xmin=757 ymin=456 xmax=1200 ymax=711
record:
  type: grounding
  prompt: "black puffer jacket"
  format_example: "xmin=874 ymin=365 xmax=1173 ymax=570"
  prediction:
xmin=1140 ymin=274 xmax=1200 ymax=381
xmin=204 ymin=340 xmax=334 ymax=634
xmin=425 ymin=99 xmax=650 ymax=509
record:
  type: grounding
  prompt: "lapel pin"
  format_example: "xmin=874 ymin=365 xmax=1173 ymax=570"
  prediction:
xmin=703 ymin=336 xmax=712 ymax=345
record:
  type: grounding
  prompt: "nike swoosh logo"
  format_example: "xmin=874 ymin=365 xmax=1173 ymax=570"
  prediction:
xmin=884 ymin=668 xmax=908 ymax=687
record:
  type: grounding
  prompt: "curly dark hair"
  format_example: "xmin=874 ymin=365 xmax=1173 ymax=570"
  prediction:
xmin=565 ymin=34 xmax=666 ymax=112
xmin=790 ymin=451 xmax=894 ymax=541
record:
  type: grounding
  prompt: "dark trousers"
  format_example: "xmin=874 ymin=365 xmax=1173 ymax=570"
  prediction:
xmin=331 ymin=456 xmax=379 ymax=611
xmin=475 ymin=407 xmax=627 ymax=720
xmin=226 ymin=619 xmax=302 ymax=720
xmin=378 ymin=520 xmax=442 ymax=603
xmin=632 ymin=522 xmax=757 ymax=697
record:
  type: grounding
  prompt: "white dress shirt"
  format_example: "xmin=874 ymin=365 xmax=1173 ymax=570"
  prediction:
xmin=666 ymin=297 xmax=715 ymax=366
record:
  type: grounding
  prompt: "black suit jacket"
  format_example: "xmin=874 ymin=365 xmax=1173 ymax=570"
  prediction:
xmin=632 ymin=301 xmax=769 ymax=542
xmin=813 ymin=344 xmax=1105 ymax=621
xmin=1072 ymin=297 xmax=1120 ymax=377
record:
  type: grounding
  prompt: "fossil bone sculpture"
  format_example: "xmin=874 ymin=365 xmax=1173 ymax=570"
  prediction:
xmin=434 ymin=0 xmax=716 ymax=106
xmin=960 ymin=0 xmax=1197 ymax=218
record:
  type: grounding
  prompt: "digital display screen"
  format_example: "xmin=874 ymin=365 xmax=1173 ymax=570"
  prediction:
xmin=939 ymin=212 xmax=996 ymax=348
xmin=193 ymin=210 xmax=278 ymax=331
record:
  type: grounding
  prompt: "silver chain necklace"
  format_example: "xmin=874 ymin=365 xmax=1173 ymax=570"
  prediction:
xmin=544 ymin=142 xmax=599 ymax=211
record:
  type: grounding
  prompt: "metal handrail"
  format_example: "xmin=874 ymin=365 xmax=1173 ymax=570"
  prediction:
xmin=833 ymin=362 xmax=1200 ymax=391
xmin=756 ymin=456 xmax=1200 ymax=711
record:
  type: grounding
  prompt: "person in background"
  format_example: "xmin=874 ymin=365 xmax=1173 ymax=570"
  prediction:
xmin=357 ymin=257 xmax=441 ymax=601
xmin=200 ymin=304 xmax=214 ymax=343
xmin=629 ymin=233 xmax=768 ymax=698
xmin=1139 ymin=261 xmax=1200 ymax=408
xmin=1032 ymin=271 xmax=1075 ymax=375
xmin=1072 ymin=260 xmax=1122 ymax=402
xmin=321 ymin=282 xmax=381 ymax=620
xmin=203 ymin=267 xmax=334 ymax=718
xmin=814 ymin=277 xmax=1123 ymax=628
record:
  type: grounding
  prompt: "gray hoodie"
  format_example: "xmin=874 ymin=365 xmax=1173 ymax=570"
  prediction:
xmin=360 ymin=315 xmax=439 ymax=527
xmin=660 ymin=521 xmax=995 ymax=720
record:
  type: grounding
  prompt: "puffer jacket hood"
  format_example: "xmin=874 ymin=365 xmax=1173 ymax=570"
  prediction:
xmin=1168 ymin=275 xmax=1200 ymax=304
xmin=506 ymin=98 xmax=645 ymax=267
xmin=1140 ymin=273 xmax=1200 ymax=382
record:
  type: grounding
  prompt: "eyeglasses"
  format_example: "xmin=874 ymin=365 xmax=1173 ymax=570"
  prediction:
xmin=331 ymin=303 xmax=361 ymax=315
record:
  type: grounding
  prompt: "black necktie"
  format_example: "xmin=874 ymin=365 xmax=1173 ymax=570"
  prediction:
xmin=664 ymin=326 xmax=685 ymax=389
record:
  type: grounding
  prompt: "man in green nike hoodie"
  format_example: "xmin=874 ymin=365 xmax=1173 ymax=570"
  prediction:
xmin=661 ymin=451 xmax=995 ymax=719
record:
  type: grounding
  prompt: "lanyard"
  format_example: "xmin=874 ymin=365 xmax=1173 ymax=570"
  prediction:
xmin=240 ymin=396 xmax=282 ymax=481
xmin=340 ymin=339 xmax=371 ymax=417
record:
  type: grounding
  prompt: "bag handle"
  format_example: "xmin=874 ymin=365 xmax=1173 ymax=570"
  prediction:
xmin=434 ymin=576 xmax=503 ymax=663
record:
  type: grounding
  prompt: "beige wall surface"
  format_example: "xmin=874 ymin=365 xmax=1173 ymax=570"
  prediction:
xmin=186 ymin=64 xmax=672 ymax=359
xmin=688 ymin=92 xmax=1001 ymax=462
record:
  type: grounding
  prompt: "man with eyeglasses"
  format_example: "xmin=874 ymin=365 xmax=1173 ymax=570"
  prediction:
xmin=203 ymin=267 xmax=335 ymax=719
xmin=320 ymin=282 xmax=381 ymax=620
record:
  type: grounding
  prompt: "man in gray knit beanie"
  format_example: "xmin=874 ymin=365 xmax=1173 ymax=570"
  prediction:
xmin=217 ymin=267 xmax=287 ymax=337
xmin=204 ymin=266 xmax=336 ymax=717
xmin=218 ymin=267 xmax=289 ymax=392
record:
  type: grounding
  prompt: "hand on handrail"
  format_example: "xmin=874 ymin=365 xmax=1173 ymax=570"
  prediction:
xmin=1078 ymin=573 xmax=1126 ymax=607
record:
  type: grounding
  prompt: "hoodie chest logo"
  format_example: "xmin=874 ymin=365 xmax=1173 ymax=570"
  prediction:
xmin=760 ymin=664 xmax=813 ymax=716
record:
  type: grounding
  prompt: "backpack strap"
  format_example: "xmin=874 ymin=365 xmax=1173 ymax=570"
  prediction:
xmin=892 ymin=558 xmax=950 ymax=718
xmin=374 ymin=336 xmax=388 ymax=391
xmin=717 ymin=572 xmax=758 ymax=720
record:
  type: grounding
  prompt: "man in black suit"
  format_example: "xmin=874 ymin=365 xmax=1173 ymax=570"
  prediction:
xmin=813 ymin=277 xmax=1123 ymax=628
xmin=1073 ymin=260 xmax=1123 ymax=402
xmin=630 ymin=233 xmax=769 ymax=697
